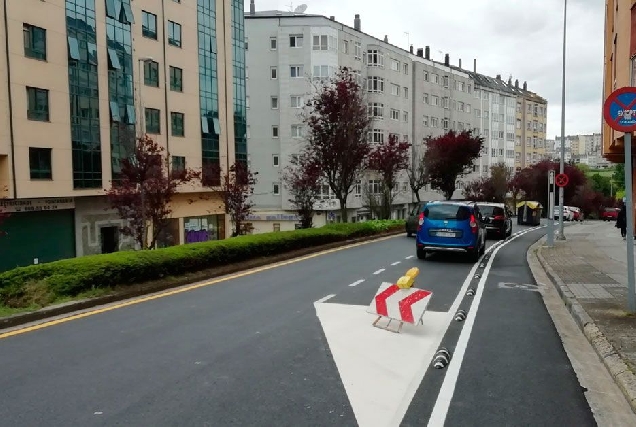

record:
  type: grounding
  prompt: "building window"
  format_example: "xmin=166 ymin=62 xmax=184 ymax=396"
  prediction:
xmin=270 ymin=66 xmax=277 ymax=79
xmin=273 ymin=155 xmax=279 ymax=167
xmin=290 ymin=65 xmax=303 ymax=78
xmin=390 ymin=108 xmax=400 ymax=120
xmin=403 ymin=87 xmax=408 ymax=99
xmin=313 ymin=65 xmax=335 ymax=81
xmin=368 ymin=129 xmax=384 ymax=144
xmin=424 ymin=71 xmax=429 ymax=81
xmin=391 ymin=59 xmax=400 ymax=71
xmin=272 ymin=126 xmax=279 ymax=138
xmin=390 ymin=83 xmax=400 ymax=96
xmin=171 ymin=112 xmax=184 ymax=136
xmin=168 ymin=21 xmax=181 ymax=47
xmin=169 ymin=66 xmax=182 ymax=91
xmin=442 ymin=118 xmax=449 ymax=129
xmin=291 ymin=124 xmax=302 ymax=138
xmin=431 ymin=95 xmax=439 ymax=106
xmin=29 ymin=147 xmax=52 ymax=179
xmin=271 ymin=96 xmax=279 ymax=109
xmin=368 ymin=103 xmax=384 ymax=119
xmin=270 ymin=37 xmax=277 ymax=49
xmin=403 ymin=63 xmax=409 ymax=74
xmin=290 ymin=35 xmax=303 ymax=47
xmin=423 ymin=93 xmax=429 ymax=104
xmin=312 ymin=34 xmax=328 ymax=50
xmin=172 ymin=156 xmax=185 ymax=175
xmin=145 ymin=108 xmax=160 ymax=134
xmin=142 ymin=11 xmax=157 ymax=39
xmin=23 ymin=24 xmax=46 ymax=60
xmin=273 ymin=183 xmax=280 ymax=195
xmin=423 ymin=115 xmax=429 ymax=126
xmin=343 ymin=40 xmax=349 ymax=54
xmin=26 ymin=87 xmax=49 ymax=121
xmin=144 ymin=60 xmax=160 ymax=87
xmin=291 ymin=95 xmax=303 ymax=108
xmin=366 ymin=49 xmax=384 ymax=67
xmin=403 ymin=111 xmax=408 ymax=122
xmin=366 ymin=76 xmax=384 ymax=93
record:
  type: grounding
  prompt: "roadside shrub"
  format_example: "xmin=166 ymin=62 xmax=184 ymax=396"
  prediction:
xmin=0 ymin=220 xmax=404 ymax=306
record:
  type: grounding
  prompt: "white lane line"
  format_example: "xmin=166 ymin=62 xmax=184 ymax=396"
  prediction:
xmin=315 ymin=294 xmax=336 ymax=304
xmin=405 ymin=255 xmax=415 ymax=259
xmin=373 ymin=268 xmax=385 ymax=275
xmin=426 ymin=225 xmax=541 ymax=426
xmin=349 ymin=279 xmax=365 ymax=287
xmin=391 ymin=261 xmax=401 ymax=266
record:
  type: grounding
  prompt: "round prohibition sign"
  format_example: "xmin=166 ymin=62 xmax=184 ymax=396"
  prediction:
xmin=555 ymin=173 xmax=569 ymax=187
xmin=603 ymin=87 xmax=636 ymax=132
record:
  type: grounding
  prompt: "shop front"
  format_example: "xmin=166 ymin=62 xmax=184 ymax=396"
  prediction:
xmin=247 ymin=212 xmax=302 ymax=234
xmin=0 ymin=197 xmax=76 ymax=271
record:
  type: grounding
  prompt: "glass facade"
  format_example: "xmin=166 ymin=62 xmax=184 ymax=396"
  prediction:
xmin=231 ymin=0 xmax=247 ymax=163
xmin=197 ymin=0 xmax=221 ymax=184
xmin=106 ymin=0 xmax=136 ymax=180
xmin=65 ymin=0 xmax=103 ymax=189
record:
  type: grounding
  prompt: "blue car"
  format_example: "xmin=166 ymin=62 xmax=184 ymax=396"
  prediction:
xmin=415 ymin=201 xmax=487 ymax=261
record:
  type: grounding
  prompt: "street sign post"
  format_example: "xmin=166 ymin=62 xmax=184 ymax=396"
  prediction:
xmin=555 ymin=173 xmax=569 ymax=187
xmin=603 ymin=86 xmax=636 ymax=312
xmin=547 ymin=170 xmax=555 ymax=246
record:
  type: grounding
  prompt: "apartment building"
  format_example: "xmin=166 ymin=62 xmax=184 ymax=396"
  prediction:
xmin=602 ymin=0 xmax=635 ymax=164
xmin=245 ymin=9 xmax=418 ymax=231
xmin=466 ymin=72 xmax=517 ymax=175
xmin=508 ymin=82 xmax=548 ymax=169
xmin=412 ymin=48 xmax=479 ymax=192
xmin=0 ymin=0 xmax=246 ymax=271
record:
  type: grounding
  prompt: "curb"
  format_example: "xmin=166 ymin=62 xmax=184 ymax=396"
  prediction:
xmin=532 ymin=237 xmax=636 ymax=414
xmin=0 ymin=228 xmax=405 ymax=331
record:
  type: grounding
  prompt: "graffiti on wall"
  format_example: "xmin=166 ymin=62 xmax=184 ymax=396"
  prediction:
xmin=185 ymin=229 xmax=211 ymax=244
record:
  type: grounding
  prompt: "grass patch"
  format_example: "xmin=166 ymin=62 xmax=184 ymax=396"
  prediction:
xmin=0 ymin=220 xmax=404 ymax=312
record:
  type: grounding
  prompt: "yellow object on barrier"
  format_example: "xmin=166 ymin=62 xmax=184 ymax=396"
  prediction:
xmin=396 ymin=267 xmax=419 ymax=289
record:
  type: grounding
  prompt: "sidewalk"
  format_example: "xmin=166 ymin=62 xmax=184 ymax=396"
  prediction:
xmin=537 ymin=221 xmax=636 ymax=413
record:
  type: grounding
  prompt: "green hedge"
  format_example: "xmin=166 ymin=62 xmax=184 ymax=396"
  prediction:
xmin=0 ymin=220 xmax=404 ymax=306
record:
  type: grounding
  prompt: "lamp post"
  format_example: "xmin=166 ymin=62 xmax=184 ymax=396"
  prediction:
xmin=557 ymin=0 xmax=568 ymax=240
xmin=137 ymin=56 xmax=153 ymax=249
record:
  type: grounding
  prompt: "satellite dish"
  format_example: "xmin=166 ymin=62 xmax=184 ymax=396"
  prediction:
xmin=294 ymin=4 xmax=307 ymax=13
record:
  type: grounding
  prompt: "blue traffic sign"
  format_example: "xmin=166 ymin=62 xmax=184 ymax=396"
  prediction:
xmin=603 ymin=87 xmax=636 ymax=132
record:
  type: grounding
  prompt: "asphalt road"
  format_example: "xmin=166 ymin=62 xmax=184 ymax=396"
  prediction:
xmin=0 ymin=223 xmax=596 ymax=426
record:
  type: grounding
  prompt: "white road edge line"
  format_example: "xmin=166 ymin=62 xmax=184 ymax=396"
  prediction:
xmin=426 ymin=226 xmax=541 ymax=427
xmin=348 ymin=279 xmax=365 ymax=287
xmin=315 ymin=294 xmax=336 ymax=304
xmin=391 ymin=261 xmax=401 ymax=266
xmin=373 ymin=268 xmax=385 ymax=275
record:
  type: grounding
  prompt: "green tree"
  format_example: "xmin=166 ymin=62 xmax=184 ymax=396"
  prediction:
xmin=612 ymin=163 xmax=625 ymax=190
xmin=589 ymin=173 xmax=612 ymax=197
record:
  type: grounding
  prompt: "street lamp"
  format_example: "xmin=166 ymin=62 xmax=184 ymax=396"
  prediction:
xmin=557 ymin=0 xmax=567 ymax=240
xmin=137 ymin=56 xmax=153 ymax=249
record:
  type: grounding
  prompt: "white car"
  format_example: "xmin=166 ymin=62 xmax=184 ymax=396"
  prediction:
xmin=553 ymin=206 xmax=574 ymax=221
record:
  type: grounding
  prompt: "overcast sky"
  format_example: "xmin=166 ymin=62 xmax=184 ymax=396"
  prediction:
xmin=244 ymin=0 xmax=604 ymax=138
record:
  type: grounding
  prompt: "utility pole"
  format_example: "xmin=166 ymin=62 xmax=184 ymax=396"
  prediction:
xmin=557 ymin=0 xmax=568 ymax=240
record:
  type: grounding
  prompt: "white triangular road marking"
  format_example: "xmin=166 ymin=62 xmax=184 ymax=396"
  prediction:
xmin=315 ymin=302 xmax=449 ymax=427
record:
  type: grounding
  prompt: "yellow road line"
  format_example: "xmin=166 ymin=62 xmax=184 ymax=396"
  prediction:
xmin=0 ymin=234 xmax=400 ymax=340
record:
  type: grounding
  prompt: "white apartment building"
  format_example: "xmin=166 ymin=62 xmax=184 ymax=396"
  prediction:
xmin=244 ymin=5 xmax=543 ymax=231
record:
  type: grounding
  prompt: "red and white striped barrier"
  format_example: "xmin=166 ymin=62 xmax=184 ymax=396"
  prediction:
xmin=367 ymin=282 xmax=433 ymax=328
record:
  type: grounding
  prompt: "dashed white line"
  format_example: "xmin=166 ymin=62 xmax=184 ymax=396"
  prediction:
xmin=349 ymin=279 xmax=365 ymax=287
xmin=373 ymin=268 xmax=385 ymax=275
xmin=405 ymin=255 xmax=415 ymax=259
xmin=391 ymin=261 xmax=401 ymax=266
xmin=315 ymin=294 xmax=336 ymax=304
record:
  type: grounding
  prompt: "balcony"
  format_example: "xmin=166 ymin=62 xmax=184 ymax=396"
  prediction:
xmin=314 ymin=199 xmax=340 ymax=211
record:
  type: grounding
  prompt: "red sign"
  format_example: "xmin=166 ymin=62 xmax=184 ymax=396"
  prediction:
xmin=371 ymin=284 xmax=432 ymax=325
xmin=555 ymin=173 xmax=569 ymax=187
xmin=603 ymin=87 xmax=636 ymax=132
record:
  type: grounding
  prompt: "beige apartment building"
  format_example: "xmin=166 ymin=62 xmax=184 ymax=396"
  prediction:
xmin=508 ymin=80 xmax=548 ymax=170
xmin=0 ymin=0 xmax=247 ymax=271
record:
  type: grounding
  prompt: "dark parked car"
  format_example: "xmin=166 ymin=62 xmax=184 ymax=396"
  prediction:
xmin=415 ymin=201 xmax=487 ymax=262
xmin=477 ymin=202 xmax=513 ymax=239
xmin=406 ymin=201 xmax=429 ymax=237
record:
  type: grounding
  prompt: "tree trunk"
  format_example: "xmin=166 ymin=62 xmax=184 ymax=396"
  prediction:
xmin=339 ymin=199 xmax=348 ymax=223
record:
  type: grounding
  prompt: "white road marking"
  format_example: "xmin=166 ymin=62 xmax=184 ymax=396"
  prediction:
xmin=314 ymin=225 xmax=543 ymax=427
xmin=405 ymin=255 xmax=415 ymax=259
xmin=391 ymin=261 xmax=401 ymax=266
xmin=315 ymin=294 xmax=336 ymax=304
xmin=427 ymin=226 xmax=539 ymax=426
xmin=373 ymin=268 xmax=385 ymax=275
xmin=349 ymin=279 xmax=365 ymax=287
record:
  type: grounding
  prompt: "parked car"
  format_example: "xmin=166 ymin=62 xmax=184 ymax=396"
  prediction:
xmin=415 ymin=201 xmax=487 ymax=262
xmin=601 ymin=207 xmax=619 ymax=221
xmin=568 ymin=206 xmax=583 ymax=222
xmin=406 ymin=201 xmax=429 ymax=237
xmin=477 ymin=202 xmax=513 ymax=239
xmin=553 ymin=206 xmax=574 ymax=221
